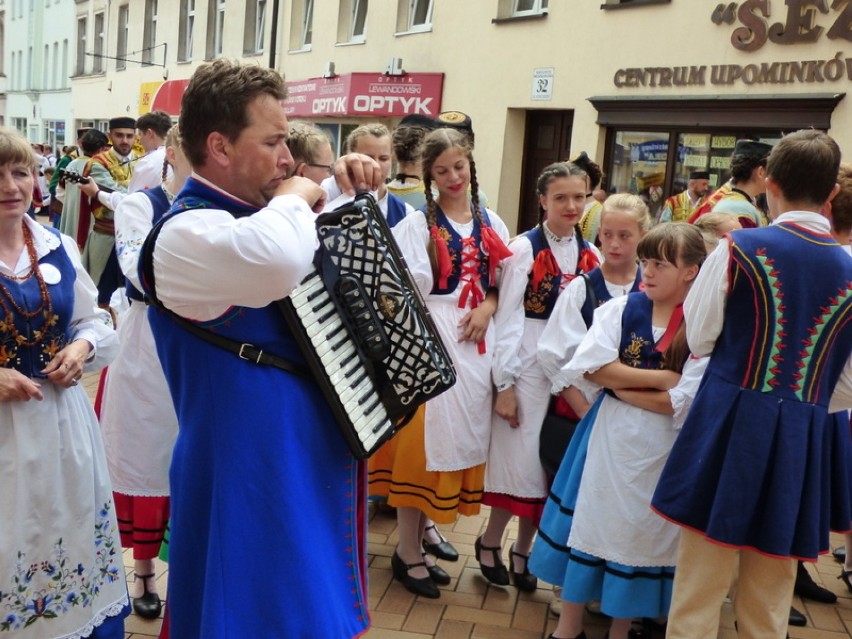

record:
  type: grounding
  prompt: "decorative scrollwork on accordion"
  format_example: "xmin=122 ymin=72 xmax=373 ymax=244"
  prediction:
xmin=282 ymin=194 xmax=456 ymax=459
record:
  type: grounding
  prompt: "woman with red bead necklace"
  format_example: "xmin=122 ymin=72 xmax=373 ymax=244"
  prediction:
xmin=0 ymin=127 xmax=127 ymax=638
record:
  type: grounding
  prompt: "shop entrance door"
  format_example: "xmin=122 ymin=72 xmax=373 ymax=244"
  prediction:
xmin=517 ymin=109 xmax=573 ymax=233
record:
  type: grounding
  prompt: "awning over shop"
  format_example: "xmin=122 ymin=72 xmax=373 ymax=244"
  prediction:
xmin=588 ymin=93 xmax=845 ymax=130
xmin=283 ymin=72 xmax=444 ymax=118
xmin=139 ymin=80 xmax=189 ymax=116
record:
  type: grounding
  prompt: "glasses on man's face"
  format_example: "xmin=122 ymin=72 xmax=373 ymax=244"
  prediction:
xmin=307 ymin=163 xmax=334 ymax=176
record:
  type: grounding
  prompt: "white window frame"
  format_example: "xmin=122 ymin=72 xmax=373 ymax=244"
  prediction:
xmin=243 ymin=0 xmax=266 ymax=54
xmin=178 ymin=0 xmax=194 ymax=61
xmin=75 ymin=18 xmax=86 ymax=76
xmin=349 ymin=0 xmax=367 ymax=42
xmin=512 ymin=0 xmax=547 ymax=16
xmin=52 ymin=42 xmax=58 ymax=88
xmin=142 ymin=0 xmax=158 ymax=65
xmin=407 ymin=0 xmax=432 ymax=31
xmin=300 ymin=0 xmax=313 ymax=49
xmin=93 ymin=12 xmax=104 ymax=73
xmin=42 ymin=44 xmax=48 ymax=88
xmin=116 ymin=5 xmax=128 ymax=70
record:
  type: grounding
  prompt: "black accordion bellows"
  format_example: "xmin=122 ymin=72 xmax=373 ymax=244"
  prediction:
xmin=281 ymin=193 xmax=456 ymax=459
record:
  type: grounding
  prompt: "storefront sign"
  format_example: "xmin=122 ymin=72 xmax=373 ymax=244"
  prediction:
xmin=283 ymin=73 xmax=443 ymax=118
xmin=612 ymin=2 xmax=852 ymax=91
xmin=630 ymin=140 xmax=668 ymax=162
xmin=613 ymin=53 xmax=852 ymax=89
xmin=711 ymin=0 xmax=852 ymax=52
xmin=138 ymin=80 xmax=190 ymax=116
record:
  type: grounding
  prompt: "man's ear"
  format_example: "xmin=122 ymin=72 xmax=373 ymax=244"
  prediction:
xmin=764 ymin=174 xmax=782 ymax=200
xmin=205 ymin=132 xmax=231 ymax=169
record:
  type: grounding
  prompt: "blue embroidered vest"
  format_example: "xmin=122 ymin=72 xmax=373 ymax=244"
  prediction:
xmin=618 ymin=292 xmax=665 ymax=370
xmin=141 ymin=177 xmax=307 ymax=366
xmin=709 ymin=223 xmax=852 ymax=406
xmin=522 ymin=226 xmax=599 ymax=320
xmin=386 ymin=193 xmax=408 ymax=229
xmin=429 ymin=205 xmax=492 ymax=295
xmin=0 ymin=226 xmax=75 ymax=377
xmin=126 ymin=186 xmax=171 ymax=303
xmin=579 ymin=266 xmax=643 ymax=328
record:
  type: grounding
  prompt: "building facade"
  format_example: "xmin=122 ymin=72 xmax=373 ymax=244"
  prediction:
xmin=65 ymin=0 xmax=852 ymax=231
xmin=4 ymin=0 xmax=75 ymax=150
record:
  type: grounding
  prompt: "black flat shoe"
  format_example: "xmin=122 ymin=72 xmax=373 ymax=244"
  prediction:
xmin=391 ymin=552 xmax=440 ymax=598
xmin=838 ymin=568 xmax=852 ymax=592
xmin=132 ymin=572 xmax=162 ymax=619
xmin=795 ymin=560 xmax=837 ymax=603
xmin=508 ymin=543 xmax=538 ymax=592
xmin=547 ymin=633 xmax=586 ymax=639
xmin=421 ymin=554 xmax=451 ymax=585
xmin=422 ymin=524 xmax=459 ymax=562
xmin=788 ymin=605 xmax=807 ymax=627
xmin=834 ymin=546 xmax=846 ymax=563
xmin=474 ymin=536 xmax=509 ymax=586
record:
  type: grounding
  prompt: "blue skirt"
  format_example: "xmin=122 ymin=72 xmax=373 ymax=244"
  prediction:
xmin=530 ymin=395 xmax=674 ymax=619
xmin=652 ymin=373 xmax=852 ymax=559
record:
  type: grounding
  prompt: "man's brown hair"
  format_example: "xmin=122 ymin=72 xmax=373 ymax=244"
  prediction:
xmin=179 ymin=60 xmax=287 ymax=167
xmin=766 ymin=129 xmax=841 ymax=207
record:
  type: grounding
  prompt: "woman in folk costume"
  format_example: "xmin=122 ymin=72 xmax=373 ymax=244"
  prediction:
xmin=0 ymin=127 xmax=128 ymax=638
xmin=538 ymin=193 xmax=649 ymax=412
xmin=98 ymin=126 xmax=190 ymax=622
xmin=530 ymin=223 xmax=709 ymax=639
xmin=476 ymin=162 xmax=600 ymax=592
xmin=374 ymin=127 xmax=512 ymax=598
xmin=368 ymin=113 xmax=460 ymax=564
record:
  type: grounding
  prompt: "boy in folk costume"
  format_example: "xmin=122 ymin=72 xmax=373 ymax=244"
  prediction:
xmin=652 ymin=129 xmax=852 ymax=639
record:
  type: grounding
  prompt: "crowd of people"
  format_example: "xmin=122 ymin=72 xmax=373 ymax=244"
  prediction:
xmin=0 ymin=58 xmax=850 ymax=639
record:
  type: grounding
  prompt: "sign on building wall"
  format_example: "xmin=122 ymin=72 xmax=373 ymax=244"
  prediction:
xmin=283 ymin=73 xmax=444 ymax=118
xmin=531 ymin=68 xmax=554 ymax=101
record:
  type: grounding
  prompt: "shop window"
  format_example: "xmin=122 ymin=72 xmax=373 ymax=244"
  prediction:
xmin=609 ymin=131 xmax=670 ymax=220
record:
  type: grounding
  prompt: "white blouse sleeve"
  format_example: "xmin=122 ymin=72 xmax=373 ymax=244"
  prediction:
xmin=538 ymin=275 xmax=590 ymax=394
xmin=669 ymin=355 xmax=710 ymax=429
xmin=491 ymin=236 xmax=533 ymax=390
xmin=391 ymin=209 xmax=433 ymax=297
xmin=114 ymin=191 xmax=155 ymax=291
xmin=151 ymin=194 xmax=318 ymax=321
xmin=684 ymin=239 xmax=729 ymax=357
xmin=61 ymin=235 xmax=118 ymax=371
xmin=561 ymin=295 xmax=628 ymax=401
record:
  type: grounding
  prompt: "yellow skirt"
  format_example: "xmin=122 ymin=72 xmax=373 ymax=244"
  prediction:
xmin=368 ymin=405 xmax=484 ymax=525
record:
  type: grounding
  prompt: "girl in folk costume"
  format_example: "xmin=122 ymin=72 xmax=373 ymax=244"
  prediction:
xmin=530 ymin=223 xmax=709 ymax=639
xmin=538 ymin=194 xmax=649 ymax=418
xmin=477 ymin=162 xmax=601 ymax=591
xmin=375 ymin=127 xmax=512 ymax=598
xmin=98 ymin=126 xmax=190 ymax=624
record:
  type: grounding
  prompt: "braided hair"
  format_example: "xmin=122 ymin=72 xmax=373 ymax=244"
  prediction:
xmin=162 ymin=124 xmax=181 ymax=183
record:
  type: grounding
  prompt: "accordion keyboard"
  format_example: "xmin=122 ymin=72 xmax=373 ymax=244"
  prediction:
xmin=288 ymin=270 xmax=392 ymax=453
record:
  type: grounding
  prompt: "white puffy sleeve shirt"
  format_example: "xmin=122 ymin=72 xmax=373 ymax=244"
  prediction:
xmin=149 ymin=178 xmax=318 ymax=322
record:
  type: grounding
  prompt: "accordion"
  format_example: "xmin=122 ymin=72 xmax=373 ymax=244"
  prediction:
xmin=281 ymin=193 xmax=456 ymax=459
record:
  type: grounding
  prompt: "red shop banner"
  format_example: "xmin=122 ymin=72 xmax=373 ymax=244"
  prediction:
xmin=284 ymin=72 xmax=444 ymax=118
